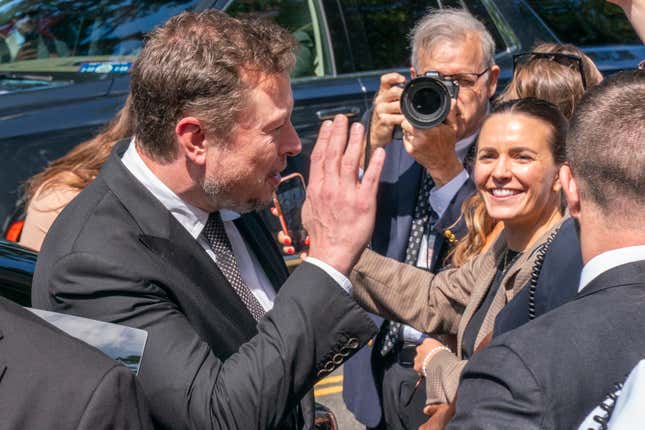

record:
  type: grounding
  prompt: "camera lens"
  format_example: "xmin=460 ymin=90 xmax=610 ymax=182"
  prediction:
xmin=400 ymin=75 xmax=453 ymax=129
xmin=412 ymin=88 xmax=442 ymax=116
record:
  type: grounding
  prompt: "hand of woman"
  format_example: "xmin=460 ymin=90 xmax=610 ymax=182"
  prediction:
xmin=414 ymin=337 xmax=447 ymax=375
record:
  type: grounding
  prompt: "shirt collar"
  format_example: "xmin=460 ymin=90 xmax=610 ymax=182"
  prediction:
xmin=121 ymin=138 xmax=240 ymax=239
xmin=455 ymin=131 xmax=477 ymax=162
xmin=578 ymin=245 xmax=645 ymax=292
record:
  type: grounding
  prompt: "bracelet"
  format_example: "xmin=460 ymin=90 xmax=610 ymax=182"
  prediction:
xmin=422 ymin=346 xmax=451 ymax=378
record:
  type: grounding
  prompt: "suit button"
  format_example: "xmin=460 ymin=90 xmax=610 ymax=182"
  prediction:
xmin=340 ymin=347 xmax=351 ymax=355
xmin=324 ymin=361 xmax=335 ymax=372
xmin=317 ymin=369 xmax=327 ymax=378
xmin=333 ymin=353 xmax=344 ymax=365
xmin=345 ymin=337 xmax=360 ymax=349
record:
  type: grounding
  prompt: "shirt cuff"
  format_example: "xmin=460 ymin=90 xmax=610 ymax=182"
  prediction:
xmin=402 ymin=325 xmax=425 ymax=343
xmin=305 ymin=257 xmax=353 ymax=294
xmin=429 ymin=169 xmax=469 ymax=218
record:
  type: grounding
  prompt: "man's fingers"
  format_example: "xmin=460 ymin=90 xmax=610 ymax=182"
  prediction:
xmin=376 ymin=86 xmax=405 ymax=104
xmin=379 ymin=72 xmax=406 ymax=90
xmin=341 ymin=122 xmax=365 ymax=183
xmin=360 ymin=147 xmax=385 ymax=200
xmin=324 ymin=115 xmax=350 ymax=177
xmin=375 ymin=100 xmax=403 ymax=116
xmin=377 ymin=113 xmax=405 ymax=127
xmin=309 ymin=120 xmax=333 ymax=188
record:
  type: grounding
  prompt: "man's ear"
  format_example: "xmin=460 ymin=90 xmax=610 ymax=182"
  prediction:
xmin=176 ymin=117 xmax=207 ymax=165
xmin=410 ymin=67 xmax=417 ymax=79
xmin=560 ymin=164 xmax=581 ymax=219
xmin=486 ymin=65 xmax=500 ymax=98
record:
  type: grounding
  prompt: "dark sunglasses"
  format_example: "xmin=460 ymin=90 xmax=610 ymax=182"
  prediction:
xmin=513 ymin=52 xmax=587 ymax=90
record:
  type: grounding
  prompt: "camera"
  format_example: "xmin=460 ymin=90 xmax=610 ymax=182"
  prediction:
xmin=400 ymin=71 xmax=459 ymax=129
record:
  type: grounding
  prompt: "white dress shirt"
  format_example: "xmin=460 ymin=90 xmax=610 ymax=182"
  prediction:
xmin=578 ymin=246 xmax=645 ymax=292
xmin=121 ymin=139 xmax=352 ymax=313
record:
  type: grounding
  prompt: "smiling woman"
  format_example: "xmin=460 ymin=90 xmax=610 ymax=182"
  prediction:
xmin=350 ymin=97 xmax=567 ymax=407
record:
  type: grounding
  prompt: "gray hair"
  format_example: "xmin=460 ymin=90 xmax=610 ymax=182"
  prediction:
xmin=410 ymin=8 xmax=495 ymax=71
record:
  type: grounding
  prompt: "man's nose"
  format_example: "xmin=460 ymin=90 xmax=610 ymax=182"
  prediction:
xmin=279 ymin=121 xmax=302 ymax=157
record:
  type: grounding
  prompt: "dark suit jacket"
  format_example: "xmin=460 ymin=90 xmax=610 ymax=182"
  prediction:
xmin=449 ymin=260 xmax=645 ymax=430
xmin=31 ymin=141 xmax=377 ymax=430
xmin=343 ymin=117 xmax=476 ymax=426
xmin=0 ymin=297 xmax=152 ymax=429
xmin=493 ymin=217 xmax=583 ymax=336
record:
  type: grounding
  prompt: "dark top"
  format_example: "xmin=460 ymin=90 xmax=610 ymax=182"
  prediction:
xmin=462 ymin=249 xmax=520 ymax=358
xmin=493 ymin=218 xmax=582 ymax=337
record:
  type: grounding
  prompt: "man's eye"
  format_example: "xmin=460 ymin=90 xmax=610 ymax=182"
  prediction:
xmin=457 ymin=78 xmax=476 ymax=87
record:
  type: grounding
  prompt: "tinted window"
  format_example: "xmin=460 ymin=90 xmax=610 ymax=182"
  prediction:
xmin=335 ymin=0 xmax=439 ymax=72
xmin=337 ymin=0 xmax=538 ymax=73
xmin=225 ymin=0 xmax=331 ymax=78
xmin=0 ymin=0 xmax=202 ymax=69
xmin=526 ymin=0 xmax=640 ymax=46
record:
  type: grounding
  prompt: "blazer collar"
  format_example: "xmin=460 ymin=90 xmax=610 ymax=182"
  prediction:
xmin=576 ymin=260 xmax=645 ymax=300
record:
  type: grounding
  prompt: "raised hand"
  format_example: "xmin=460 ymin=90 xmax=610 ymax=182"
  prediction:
xmin=302 ymin=115 xmax=385 ymax=275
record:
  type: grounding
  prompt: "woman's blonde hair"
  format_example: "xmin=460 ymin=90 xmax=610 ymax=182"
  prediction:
xmin=24 ymin=96 xmax=133 ymax=205
xmin=498 ymin=43 xmax=602 ymax=119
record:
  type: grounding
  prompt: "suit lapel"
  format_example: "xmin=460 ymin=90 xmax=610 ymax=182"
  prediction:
xmin=101 ymin=140 xmax=257 ymax=337
xmin=392 ymin=144 xmax=423 ymax=260
xmin=139 ymin=219 xmax=257 ymax=335
xmin=234 ymin=212 xmax=288 ymax=291
xmin=456 ymin=235 xmax=506 ymax=356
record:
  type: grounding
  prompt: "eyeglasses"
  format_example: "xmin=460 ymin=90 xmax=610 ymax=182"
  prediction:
xmin=442 ymin=67 xmax=490 ymax=89
xmin=513 ymin=52 xmax=587 ymax=90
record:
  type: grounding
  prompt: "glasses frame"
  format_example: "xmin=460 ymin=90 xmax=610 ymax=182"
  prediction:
xmin=513 ymin=52 xmax=587 ymax=90
xmin=442 ymin=67 xmax=491 ymax=89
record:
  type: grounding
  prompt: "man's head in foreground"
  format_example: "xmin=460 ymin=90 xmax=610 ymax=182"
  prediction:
xmin=560 ymin=69 xmax=645 ymax=262
xmin=129 ymin=11 xmax=302 ymax=213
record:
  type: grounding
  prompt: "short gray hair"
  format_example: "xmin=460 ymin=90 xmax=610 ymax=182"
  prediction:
xmin=410 ymin=8 xmax=495 ymax=71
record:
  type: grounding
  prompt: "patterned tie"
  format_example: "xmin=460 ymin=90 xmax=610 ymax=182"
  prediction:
xmin=203 ymin=212 xmax=266 ymax=321
xmin=380 ymin=173 xmax=438 ymax=356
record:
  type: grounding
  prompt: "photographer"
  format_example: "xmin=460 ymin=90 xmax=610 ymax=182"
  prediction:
xmin=343 ymin=8 xmax=499 ymax=430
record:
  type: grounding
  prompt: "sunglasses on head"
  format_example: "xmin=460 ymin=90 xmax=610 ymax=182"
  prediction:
xmin=513 ymin=52 xmax=587 ymax=90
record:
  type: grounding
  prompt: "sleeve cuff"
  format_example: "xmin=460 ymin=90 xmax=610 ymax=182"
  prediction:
xmin=305 ymin=257 xmax=353 ymax=294
xmin=429 ymin=169 xmax=469 ymax=218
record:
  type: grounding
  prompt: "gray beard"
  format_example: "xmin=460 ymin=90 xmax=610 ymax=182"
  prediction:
xmin=201 ymin=175 xmax=269 ymax=213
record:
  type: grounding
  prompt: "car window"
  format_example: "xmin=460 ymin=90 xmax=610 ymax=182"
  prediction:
xmin=0 ymin=0 xmax=203 ymax=72
xmin=224 ymin=0 xmax=332 ymax=79
xmin=525 ymin=0 xmax=640 ymax=46
xmin=334 ymin=0 xmax=535 ymax=74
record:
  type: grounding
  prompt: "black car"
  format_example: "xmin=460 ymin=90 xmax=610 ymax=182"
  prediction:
xmin=0 ymin=0 xmax=643 ymax=239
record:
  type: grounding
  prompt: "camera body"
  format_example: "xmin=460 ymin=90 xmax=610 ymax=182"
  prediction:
xmin=400 ymin=71 xmax=459 ymax=129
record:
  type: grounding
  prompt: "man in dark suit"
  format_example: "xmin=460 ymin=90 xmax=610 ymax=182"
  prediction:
xmin=0 ymin=297 xmax=152 ymax=429
xmin=31 ymin=11 xmax=383 ymax=430
xmin=448 ymin=70 xmax=645 ymax=429
xmin=343 ymin=9 xmax=499 ymax=430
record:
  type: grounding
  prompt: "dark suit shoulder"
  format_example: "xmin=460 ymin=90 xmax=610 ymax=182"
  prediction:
xmin=481 ymin=279 xmax=645 ymax=429
xmin=0 ymin=298 xmax=146 ymax=429
xmin=0 ymin=298 xmax=123 ymax=376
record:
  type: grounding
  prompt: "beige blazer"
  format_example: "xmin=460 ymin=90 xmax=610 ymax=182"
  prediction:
xmin=351 ymin=220 xmax=564 ymax=404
